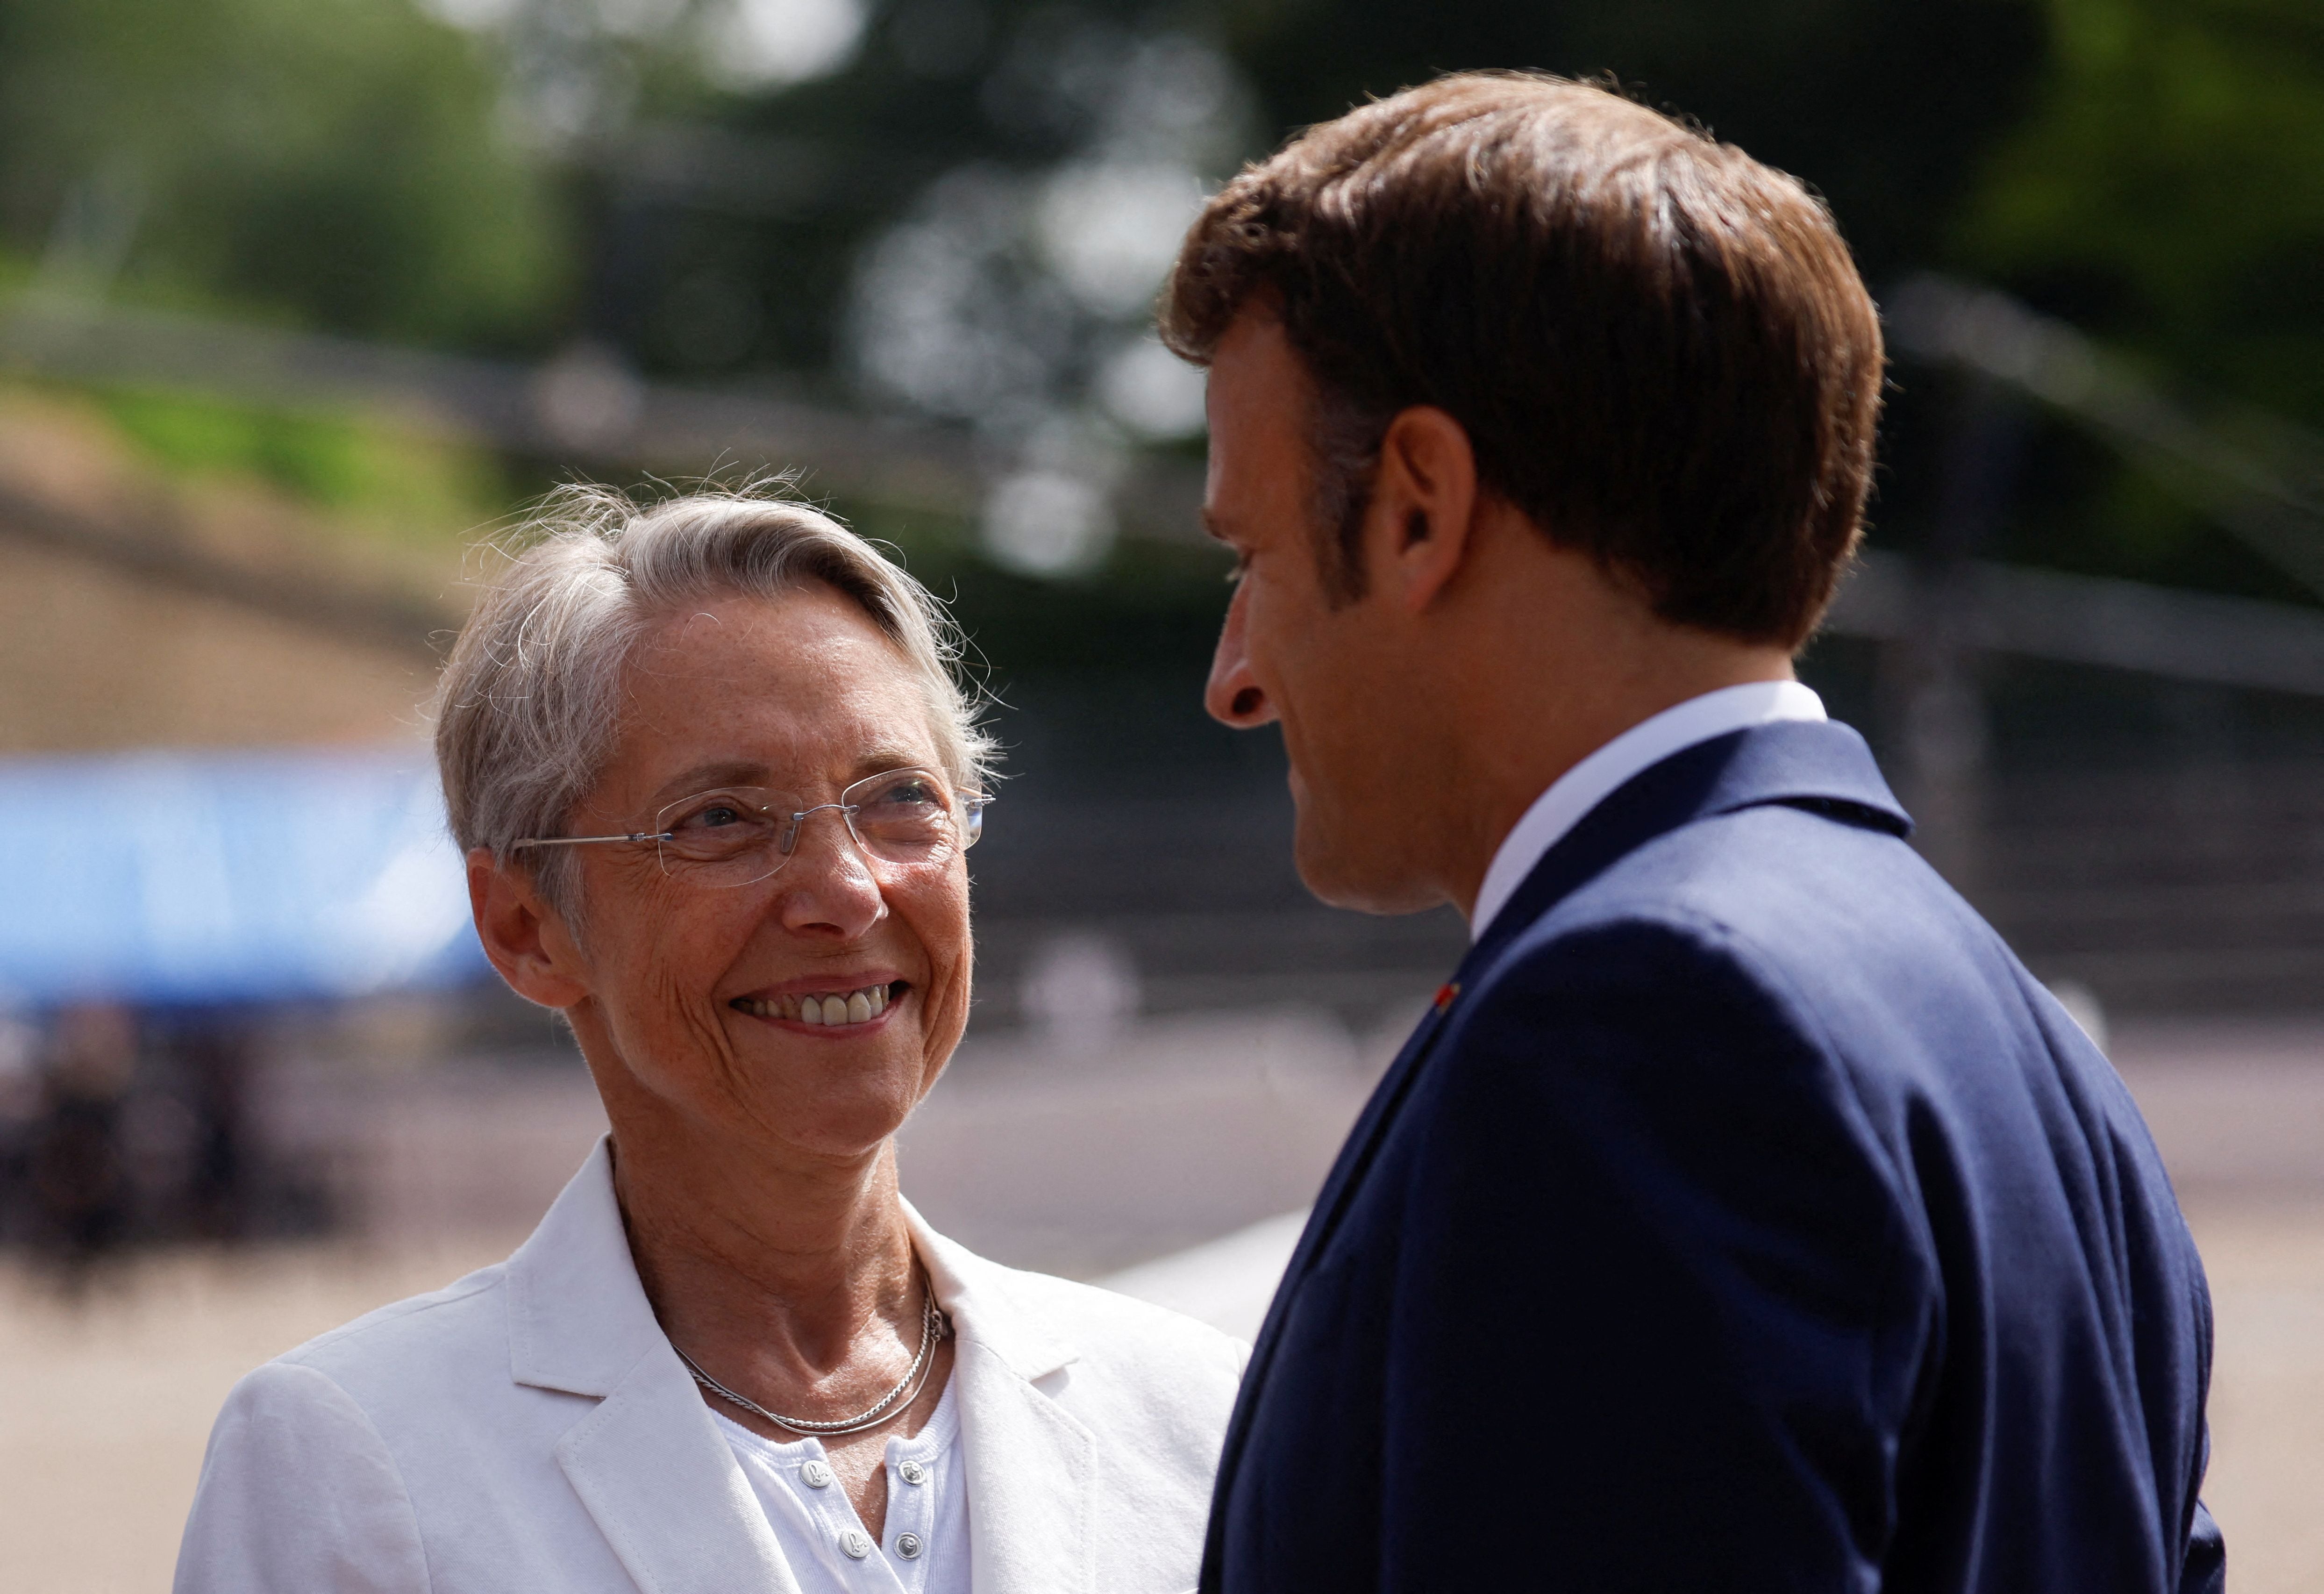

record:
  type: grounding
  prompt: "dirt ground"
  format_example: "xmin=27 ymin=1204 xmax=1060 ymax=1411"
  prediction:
xmin=1 ymin=1014 xmax=2317 ymax=1592
xmin=2182 ymin=1197 xmax=2324 ymax=1591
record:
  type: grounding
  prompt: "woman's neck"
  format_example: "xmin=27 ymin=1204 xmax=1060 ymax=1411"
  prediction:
xmin=610 ymin=1111 xmax=920 ymax=1380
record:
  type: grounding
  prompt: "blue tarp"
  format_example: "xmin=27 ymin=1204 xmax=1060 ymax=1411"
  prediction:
xmin=0 ymin=745 xmax=487 ymax=1008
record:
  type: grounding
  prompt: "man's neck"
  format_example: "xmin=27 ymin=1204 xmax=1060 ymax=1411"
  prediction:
xmin=1465 ymin=678 xmax=1824 ymax=938
xmin=1427 ymin=602 xmax=1797 ymax=922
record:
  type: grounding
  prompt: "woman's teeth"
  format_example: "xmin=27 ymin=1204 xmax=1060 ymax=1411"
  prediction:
xmin=734 ymin=984 xmax=894 ymax=1027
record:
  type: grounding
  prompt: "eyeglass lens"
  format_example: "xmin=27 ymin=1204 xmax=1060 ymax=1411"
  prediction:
xmin=650 ymin=768 xmax=977 ymax=888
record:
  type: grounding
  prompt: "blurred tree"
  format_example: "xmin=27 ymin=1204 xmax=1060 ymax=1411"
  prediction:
xmin=552 ymin=1 xmax=2063 ymax=586
xmin=1207 ymin=0 xmax=2056 ymax=577
xmin=1960 ymin=0 xmax=2324 ymax=417
xmin=579 ymin=0 xmax=2055 ymax=397
xmin=1951 ymin=0 xmax=2324 ymax=596
xmin=6 ymin=0 xmax=2318 ymax=608
xmin=0 ymin=0 xmax=571 ymax=348
xmin=1225 ymin=0 xmax=2049 ymax=294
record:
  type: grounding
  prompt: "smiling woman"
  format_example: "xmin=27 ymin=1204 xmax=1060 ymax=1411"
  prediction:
xmin=171 ymin=486 xmax=1248 ymax=1594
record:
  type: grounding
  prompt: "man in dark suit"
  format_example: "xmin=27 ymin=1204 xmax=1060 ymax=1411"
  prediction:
xmin=1159 ymin=72 xmax=2223 ymax=1592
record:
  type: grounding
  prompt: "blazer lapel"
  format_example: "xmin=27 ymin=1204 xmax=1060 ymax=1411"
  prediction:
xmin=510 ymin=1138 xmax=802 ymax=1594
xmin=1200 ymin=991 xmax=1458 ymax=1567
xmin=556 ymin=1352 xmax=805 ymax=1594
xmin=907 ymin=1207 xmax=1096 ymax=1594
xmin=1249 ymin=993 xmax=1454 ymax=1343
xmin=950 ymin=1334 xmax=1095 ymax=1594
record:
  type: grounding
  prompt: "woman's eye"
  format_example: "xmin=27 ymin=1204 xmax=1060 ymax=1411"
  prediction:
xmin=868 ymin=776 xmax=938 ymax=809
xmin=675 ymin=800 xmax=753 ymax=832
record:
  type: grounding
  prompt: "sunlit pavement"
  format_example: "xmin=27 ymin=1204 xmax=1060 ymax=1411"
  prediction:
xmin=2 ymin=1012 xmax=2318 ymax=1592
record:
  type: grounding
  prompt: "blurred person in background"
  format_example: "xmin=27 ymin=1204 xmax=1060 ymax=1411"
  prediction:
xmin=26 ymin=1002 xmax=137 ymax=1282
xmin=174 ymin=489 xmax=1245 ymax=1594
xmin=171 ymin=1018 xmax=256 ymax=1242
xmin=1169 ymin=73 xmax=2222 ymax=1593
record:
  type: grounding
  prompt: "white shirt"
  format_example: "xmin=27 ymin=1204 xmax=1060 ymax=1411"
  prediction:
xmin=1470 ymin=680 xmax=1828 ymax=939
xmin=715 ymin=1378 xmax=970 ymax=1594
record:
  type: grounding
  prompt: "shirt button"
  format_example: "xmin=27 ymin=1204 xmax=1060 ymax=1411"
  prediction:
xmin=799 ymin=1460 xmax=834 ymax=1489
xmin=896 ymin=1532 xmax=923 ymax=1560
xmin=841 ymin=1528 xmax=872 ymax=1560
xmin=898 ymin=1460 xmax=927 ymax=1486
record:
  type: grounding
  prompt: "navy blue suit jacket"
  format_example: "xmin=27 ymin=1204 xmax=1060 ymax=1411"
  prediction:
xmin=1203 ymin=721 xmax=2222 ymax=1593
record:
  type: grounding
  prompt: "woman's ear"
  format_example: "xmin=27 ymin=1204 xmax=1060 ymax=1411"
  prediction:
xmin=467 ymin=849 xmax=591 ymax=1009
xmin=1362 ymin=406 xmax=1482 ymax=613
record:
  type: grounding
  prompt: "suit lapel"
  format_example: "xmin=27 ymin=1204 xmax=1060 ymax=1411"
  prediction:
xmin=1268 ymin=722 xmax=1903 ymax=1313
xmin=951 ymin=1332 xmax=1096 ymax=1594
xmin=1200 ymin=991 xmax=1458 ymax=1574
xmin=905 ymin=1204 xmax=1095 ymax=1594
xmin=556 ymin=1352 xmax=805 ymax=1594
xmin=1248 ymin=994 xmax=1454 ymax=1347
xmin=511 ymin=1139 xmax=801 ymax=1594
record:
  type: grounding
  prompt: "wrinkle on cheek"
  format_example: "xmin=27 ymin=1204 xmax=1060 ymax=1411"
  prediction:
xmin=608 ymin=897 xmax=748 ymax=1112
xmin=915 ymin=888 xmax=973 ymax=1092
xmin=681 ymin=984 xmax=746 ymax=1105
xmin=921 ymin=976 xmax=969 ymax=1094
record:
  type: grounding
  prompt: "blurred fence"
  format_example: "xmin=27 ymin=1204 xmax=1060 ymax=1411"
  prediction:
xmin=5 ymin=277 xmax=2324 ymax=1274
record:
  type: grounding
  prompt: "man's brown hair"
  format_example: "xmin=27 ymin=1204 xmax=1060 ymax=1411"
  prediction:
xmin=1160 ymin=72 xmax=1884 ymax=649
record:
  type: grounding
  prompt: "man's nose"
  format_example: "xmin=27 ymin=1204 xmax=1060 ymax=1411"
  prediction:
xmin=1205 ymin=581 xmax=1275 ymax=728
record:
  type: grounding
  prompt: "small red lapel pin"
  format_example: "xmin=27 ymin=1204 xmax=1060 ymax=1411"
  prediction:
xmin=1433 ymin=981 xmax=1461 ymax=1011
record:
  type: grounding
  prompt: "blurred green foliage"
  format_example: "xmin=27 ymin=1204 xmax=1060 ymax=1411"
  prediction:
xmin=0 ymin=0 xmax=570 ymax=348
xmin=1948 ymin=0 xmax=2324 ymax=597
xmin=1960 ymin=0 xmax=2324 ymax=415
xmin=1222 ymin=0 xmax=2049 ymax=300
xmin=1 ymin=0 xmax=2322 ymax=612
xmin=93 ymin=387 xmax=509 ymax=542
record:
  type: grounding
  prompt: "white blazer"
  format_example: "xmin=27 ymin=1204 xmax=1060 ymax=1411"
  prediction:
xmin=174 ymin=1139 xmax=1247 ymax=1594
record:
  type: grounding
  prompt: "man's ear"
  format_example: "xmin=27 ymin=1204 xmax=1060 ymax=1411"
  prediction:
xmin=1362 ymin=406 xmax=1481 ymax=613
xmin=467 ymin=848 xmax=591 ymax=1010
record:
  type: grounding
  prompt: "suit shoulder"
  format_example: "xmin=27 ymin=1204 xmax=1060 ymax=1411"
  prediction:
xmin=987 ymin=1259 xmax=1248 ymax=1372
xmin=1447 ymin=878 xmax=1918 ymax=1204
xmin=270 ymin=1262 xmax=511 ymax=1390
xmin=185 ymin=1354 xmax=438 ymax=1594
xmin=1493 ymin=803 xmax=1982 ymax=1028
xmin=1480 ymin=885 xmax=1815 ymax=1033
xmin=1554 ymin=802 xmax=1939 ymax=930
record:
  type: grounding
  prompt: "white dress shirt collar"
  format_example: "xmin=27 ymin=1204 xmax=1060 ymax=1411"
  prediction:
xmin=1469 ymin=680 xmax=1828 ymax=941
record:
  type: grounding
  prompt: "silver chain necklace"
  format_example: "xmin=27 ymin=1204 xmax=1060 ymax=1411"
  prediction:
xmin=674 ymin=1276 xmax=948 ymax=1437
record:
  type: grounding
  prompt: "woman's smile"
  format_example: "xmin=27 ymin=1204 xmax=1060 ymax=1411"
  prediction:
xmin=729 ymin=979 xmax=908 ymax=1033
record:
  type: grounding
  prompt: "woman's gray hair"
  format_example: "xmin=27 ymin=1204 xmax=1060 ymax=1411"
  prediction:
xmin=434 ymin=483 xmax=995 ymax=914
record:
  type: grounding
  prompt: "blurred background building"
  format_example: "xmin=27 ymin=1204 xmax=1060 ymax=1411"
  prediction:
xmin=2 ymin=0 xmax=2324 ymax=1587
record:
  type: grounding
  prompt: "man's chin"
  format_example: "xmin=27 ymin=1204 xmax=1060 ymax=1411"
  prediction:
xmin=1291 ymin=815 xmax=1441 ymax=916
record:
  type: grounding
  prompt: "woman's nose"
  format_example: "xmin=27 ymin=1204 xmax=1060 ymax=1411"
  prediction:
xmin=776 ymin=808 xmax=887 ymax=935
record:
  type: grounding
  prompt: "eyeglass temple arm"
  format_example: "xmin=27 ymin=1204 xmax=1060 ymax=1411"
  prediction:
xmin=507 ymin=831 xmax=671 ymax=852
